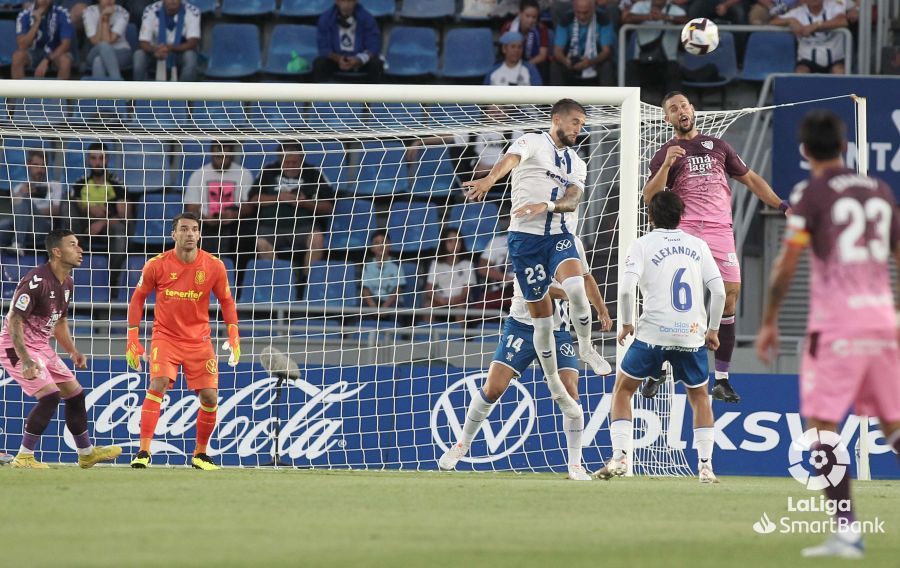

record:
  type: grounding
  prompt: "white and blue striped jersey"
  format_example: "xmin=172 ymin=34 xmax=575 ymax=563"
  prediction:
xmin=509 ymin=235 xmax=591 ymax=330
xmin=506 ymin=132 xmax=587 ymax=236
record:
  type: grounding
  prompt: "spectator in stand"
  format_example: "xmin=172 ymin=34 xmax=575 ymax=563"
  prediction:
xmin=0 ymin=151 xmax=63 ymax=256
xmin=185 ymin=141 xmax=253 ymax=259
xmin=484 ymin=31 xmax=543 ymax=86
xmin=83 ymin=0 xmax=132 ymax=79
xmin=748 ymin=0 xmax=799 ymax=25
xmin=553 ymin=0 xmax=616 ymax=86
xmin=12 ymin=0 xmax=74 ymax=80
xmin=69 ymin=143 xmax=129 ymax=263
xmin=772 ymin=0 xmax=848 ymax=74
xmin=688 ymin=0 xmax=747 ymax=24
xmin=500 ymin=0 xmax=551 ymax=80
xmin=476 ymin=229 xmax=514 ymax=314
xmin=624 ymin=0 xmax=686 ymax=102
xmin=314 ymin=0 xmax=382 ymax=83
xmin=133 ymin=0 xmax=200 ymax=81
xmin=249 ymin=143 xmax=334 ymax=272
xmin=123 ymin=0 xmax=153 ymax=24
xmin=361 ymin=230 xmax=404 ymax=312
xmin=424 ymin=227 xmax=476 ymax=324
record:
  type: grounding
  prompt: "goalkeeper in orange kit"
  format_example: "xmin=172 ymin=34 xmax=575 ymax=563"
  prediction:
xmin=126 ymin=212 xmax=240 ymax=470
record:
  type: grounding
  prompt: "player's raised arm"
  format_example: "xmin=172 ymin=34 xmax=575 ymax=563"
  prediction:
xmin=583 ymin=273 xmax=613 ymax=332
xmin=463 ymin=152 xmax=521 ymax=202
xmin=642 ymin=145 xmax=684 ymax=204
xmin=733 ymin=170 xmax=789 ymax=212
xmin=126 ymin=261 xmax=157 ymax=370
xmin=212 ymin=260 xmax=240 ymax=365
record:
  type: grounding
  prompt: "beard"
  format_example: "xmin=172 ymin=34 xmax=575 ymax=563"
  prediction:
xmin=554 ymin=127 xmax=577 ymax=147
xmin=673 ymin=115 xmax=694 ymax=135
xmin=90 ymin=168 xmax=106 ymax=179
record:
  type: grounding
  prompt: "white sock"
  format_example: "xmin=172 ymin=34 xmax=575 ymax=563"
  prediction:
xmin=76 ymin=445 xmax=94 ymax=456
xmin=459 ymin=389 xmax=494 ymax=447
xmin=17 ymin=445 xmax=33 ymax=456
xmin=715 ymin=371 xmax=729 ymax=382
xmin=694 ymin=427 xmax=715 ymax=462
xmin=610 ymin=419 xmax=632 ymax=460
xmin=562 ymin=404 xmax=584 ymax=467
xmin=532 ymin=316 xmax=559 ymax=380
xmin=561 ymin=276 xmax=593 ymax=350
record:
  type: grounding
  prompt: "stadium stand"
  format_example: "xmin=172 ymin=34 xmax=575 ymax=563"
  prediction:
xmin=240 ymin=258 xmax=296 ymax=304
xmin=386 ymin=200 xmax=441 ymax=255
xmin=279 ymin=0 xmax=332 ymax=19
xmin=263 ymin=24 xmax=317 ymax=77
xmin=220 ymin=0 xmax=276 ymax=18
xmin=204 ymin=23 xmax=262 ymax=80
xmin=740 ymin=31 xmax=797 ymax=82
xmin=384 ymin=26 xmax=439 ymax=77
xmin=304 ymin=261 xmax=359 ymax=308
xmin=441 ymin=28 xmax=496 ymax=79
xmin=680 ymin=31 xmax=738 ymax=89
xmin=329 ymin=197 xmax=378 ymax=252
xmin=399 ymin=0 xmax=455 ymax=20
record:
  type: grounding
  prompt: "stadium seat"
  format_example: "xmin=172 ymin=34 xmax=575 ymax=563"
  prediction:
xmin=301 ymin=140 xmax=345 ymax=186
xmin=190 ymin=100 xmax=249 ymax=129
xmin=397 ymin=261 xmax=420 ymax=309
xmin=11 ymin=98 xmax=66 ymax=127
xmin=132 ymin=191 xmax=185 ymax=247
xmin=71 ymin=98 xmax=128 ymax=125
xmin=384 ymin=27 xmax=439 ymax=77
xmin=399 ymin=0 xmax=454 ymax=19
xmin=0 ymin=20 xmax=16 ymax=68
xmin=427 ymin=103 xmax=483 ymax=127
xmin=1 ymin=137 xmax=51 ymax=191
xmin=125 ymin=22 xmax=138 ymax=52
xmin=449 ymin=201 xmax=500 ymax=252
xmin=221 ymin=0 xmax=275 ymax=17
xmin=240 ymin=259 xmax=296 ymax=304
xmin=188 ymin=0 xmax=218 ymax=13
xmin=249 ymin=101 xmax=307 ymax=130
xmin=308 ymin=101 xmax=364 ymax=131
xmin=131 ymin=99 xmax=189 ymax=130
xmin=410 ymin=145 xmax=456 ymax=197
xmin=329 ymin=197 xmax=376 ymax=250
xmin=280 ymin=0 xmax=331 ymax=18
xmin=73 ymin=253 xmax=110 ymax=303
xmin=351 ymin=140 xmax=410 ymax=197
xmin=680 ymin=31 xmax=737 ymax=88
xmin=442 ymin=28 xmax=495 ymax=79
xmin=360 ymin=0 xmax=395 ymax=17
xmin=0 ymin=253 xmax=40 ymax=300
xmin=118 ymin=255 xmax=151 ymax=302
xmin=122 ymin=140 xmax=166 ymax=194
xmin=303 ymin=261 xmax=359 ymax=308
xmin=263 ymin=24 xmax=317 ymax=77
xmin=740 ymin=32 xmax=796 ymax=82
xmin=204 ymin=24 xmax=261 ymax=79
xmin=238 ymin=140 xmax=279 ymax=177
xmin=368 ymin=102 xmax=427 ymax=129
xmin=386 ymin=200 xmax=441 ymax=255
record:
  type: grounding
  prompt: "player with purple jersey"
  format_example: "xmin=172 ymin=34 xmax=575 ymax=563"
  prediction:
xmin=0 ymin=229 xmax=121 ymax=468
xmin=643 ymin=91 xmax=788 ymax=404
xmin=757 ymin=111 xmax=900 ymax=559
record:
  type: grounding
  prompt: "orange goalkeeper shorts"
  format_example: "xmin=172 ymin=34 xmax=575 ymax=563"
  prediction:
xmin=149 ymin=337 xmax=219 ymax=391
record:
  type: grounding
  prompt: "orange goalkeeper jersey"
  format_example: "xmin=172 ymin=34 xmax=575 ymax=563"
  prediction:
xmin=128 ymin=249 xmax=238 ymax=344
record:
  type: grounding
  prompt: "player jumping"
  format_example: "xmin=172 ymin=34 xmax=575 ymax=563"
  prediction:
xmin=127 ymin=212 xmax=240 ymax=470
xmin=439 ymin=236 xmax=612 ymax=480
xmin=756 ymin=111 xmax=900 ymax=559
xmin=643 ymin=92 xmax=787 ymax=403
xmin=0 ymin=229 xmax=121 ymax=468
xmin=596 ymin=192 xmax=725 ymax=483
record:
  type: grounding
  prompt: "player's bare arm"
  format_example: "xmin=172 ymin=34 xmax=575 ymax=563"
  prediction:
xmin=755 ymin=243 xmax=803 ymax=364
xmin=514 ymin=183 xmax=582 ymax=218
xmin=463 ymin=153 xmax=520 ymax=202
xmin=53 ymin=317 xmax=86 ymax=368
xmin=584 ymin=273 xmax=613 ymax=331
xmin=7 ymin=313 xmax=38 ymax=379
xmin=733 ymin=170 xmax=787 ymax=211
xmin=642 ymin=146 xmax=685 ymax=203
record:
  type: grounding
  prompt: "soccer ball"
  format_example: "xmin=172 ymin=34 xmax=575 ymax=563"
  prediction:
xmin=681 ymin=18 xmax=719 ymax=55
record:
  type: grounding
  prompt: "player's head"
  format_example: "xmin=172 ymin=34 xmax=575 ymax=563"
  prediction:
xmin=46 ymin=229 xmax=82 ymax=268
xmin=550 ymin=98 xmax=587 ymax=147
xmin=662 ymin=91 xmax=696 ymax=136
xmin=171 ymin=211 xmax=201 ymax=252
xmin=518 ymin=0 xmax=540 ymax=29
xmin=648 ymin=191 xmax=684 ymax=230
xmin=26 ymin=150 xmax=47 ymax=183
xmin=210 ymin=141 xmax=236 ymax=172
xmin=87 ymin=142 xmax=108 ymax=177
xmin=279 ymin=142 xmax=304 ymax=176
xmin=799 ymin=110 xmax=846 ymax=162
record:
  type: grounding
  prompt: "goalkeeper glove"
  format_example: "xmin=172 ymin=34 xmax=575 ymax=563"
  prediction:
xmin=125 ymin=327 xmax=144 ymax=371
xmin=222 ymin=324 xmax=241 ymax=367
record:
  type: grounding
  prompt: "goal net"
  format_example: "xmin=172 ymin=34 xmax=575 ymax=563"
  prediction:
xmin=0 ymin=82 xmax=752 ymax=473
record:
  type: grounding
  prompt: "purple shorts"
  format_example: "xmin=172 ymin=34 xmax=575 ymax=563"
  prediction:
xmin=801 ymin=330 xmax=900 ymax=424
xmin=0 ymin=343 xmax=76 ymax=398
xmin=680 ymin=221 xmax=740 ymax=283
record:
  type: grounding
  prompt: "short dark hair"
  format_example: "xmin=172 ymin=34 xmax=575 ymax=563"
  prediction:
xmin=26 ymin=149 xmax=46 ymax=164
xmin=46 ymin=229 xmax=75 ymax=255
xmin=520 ymin=0 xmax=540 ymax=11
xmin=662 ymin=91 xmax=688 ymax=108
xmin=172 ymin=211 xmax=201 ymax=231
xmin=211 ymin=140 xmax=237 ymax=153
xmin=648 ymin=191 xmax=684 ymax=230
xmin=370 ymin=228 xmax=388 ymax=243
xmin=551 ymin=98 xmax=587 ymax=117
xmin=280 ymin=142 xmax=302 ymax=154
xmin=88 ymin=142 xmax=106 ymax=154
xmin=799 ymin=110 xmax=845 ymax=161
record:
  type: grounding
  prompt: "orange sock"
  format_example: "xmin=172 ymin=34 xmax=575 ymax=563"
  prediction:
xmin=139 ymin=389 xmax=165 ymax=452
xmin=195 ymin=403 xmax=218 ymax=455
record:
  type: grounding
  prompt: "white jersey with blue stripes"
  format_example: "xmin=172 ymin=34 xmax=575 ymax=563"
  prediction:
xmin=506 ymin=132 xmax=587 ymax=236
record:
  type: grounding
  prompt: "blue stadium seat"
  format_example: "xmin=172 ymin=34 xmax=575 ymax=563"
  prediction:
xmin=427 ymin=103 xmax=483 ymax=127
xmin=384 ymin=26 xmax=438 ymax=77
xmin=368 ymin=102 xmax=427 ymax=129
xmin=205 ymin=24 xmax=262 ymax=79
xmin=11 ymin=98 xmax=66 ymax=127
xmin=73 ymin=254 xmax=110 ymax=303
xmin=238 ymin=141 xmax=279 ymax=177
xmin=221 ymin=0 xmax=275 ymax=17
xmin=132 ymin=191 xmax=185 ymax=247
xmin=410 ymin=145 xmax=456 ymax=197
xmin=396 ymin=261 xmax=420 ymax=308
xmin=176 ymin=141 xmax=207 ymax=188
xmin=131 ymin=99 xmax=189 ymax=130
xmin=442 ymin=28 xmax=495 ymax=79
xmin=263 ymin=24 xmax=317 ymax=76
xmin=280 ymin=0 xmax=331 ymax=17
xmin=329 ymin=198 xmax=376 ymax=250
xmin=1 ymin=137 xmax=51 ymax=191
xmin=680 ymin=32 xmax=737 ymax=88
xmin=249 ymin=101 xmax=307 ymax=130
xmin=125 ymin=22 xmax=138 ymax=51
xmin=0 ymin=20 xmax=16 ymax=67
xmin=122 ymin=141 xmax=166 ymax=193
xmin=190 ymin=100 xmax=249 ymax=129
xmin=240 ymin=259 xmax=296 ymax=304
xmin=449 ymin=201 xmax=500 ymax=252
xmin=71 ymin=98 xmax=128 ymax=125
xmin=118 ymin=255 xmax=151 ymax=302
xmin=360 ymin=0 xmax=395 ymax=17
xmin=301 ymin=141 xmax=345 ymax=186
xmin=399 ymin=0 xmax=454 ymax=19
xmin=741 ymin=32 xmax=796 ymax=81
xmin=308 ymin=102 xmax=364 ymax=131
xmin=386 ymin=201 xmax=440 ymax=255
xmin=351 ymin=140 xmax=410 ymax=197
xmin=303 ymin=261 xmax=358 ymax=307
xmin=0 ymin=254 xmax=40 ymax=300
xmin=189 ymin=0 xmax=218 ymax=13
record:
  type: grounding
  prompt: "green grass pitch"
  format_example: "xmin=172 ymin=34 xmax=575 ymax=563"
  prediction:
xmin=1 ymin=467 xmax=897 ymax=567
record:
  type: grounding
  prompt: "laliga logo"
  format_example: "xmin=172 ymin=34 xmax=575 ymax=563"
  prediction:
xmin=788 ymin=428 xmax=850 ymax=491
xmin=431 ymin=372 xmax=535 ymax=464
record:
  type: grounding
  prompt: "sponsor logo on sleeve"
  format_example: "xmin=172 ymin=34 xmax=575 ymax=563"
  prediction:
xmin=14 ymin=294 xmax=30 ymax=311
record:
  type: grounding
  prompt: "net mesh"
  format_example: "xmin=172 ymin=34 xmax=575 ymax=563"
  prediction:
xmin=0 ymin=95 xmax=753 ymax=473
